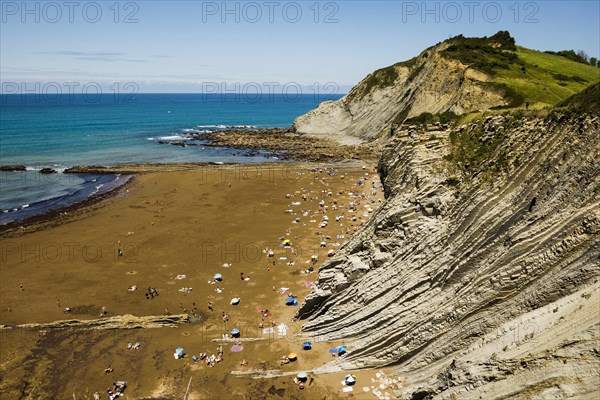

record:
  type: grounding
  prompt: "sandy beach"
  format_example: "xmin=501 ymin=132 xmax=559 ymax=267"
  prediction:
xmin=0 ymin=162 xmax=385 ymax=399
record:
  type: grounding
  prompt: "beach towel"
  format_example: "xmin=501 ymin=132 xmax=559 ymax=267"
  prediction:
xmin=256 ymin=308 xmax=272 ymax=317
xmin=277 ymin=323 xmax=288 ymax=336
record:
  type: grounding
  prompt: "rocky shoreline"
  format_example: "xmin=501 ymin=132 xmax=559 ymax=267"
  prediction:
xmin=1 ymin=129 xmax=380 ymax=176
xmin=157 ymin=128 xmax=379 ymax=162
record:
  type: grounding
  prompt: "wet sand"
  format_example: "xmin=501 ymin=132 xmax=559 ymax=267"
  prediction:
xmin=0 ymin=162 xmax=385 ymax=399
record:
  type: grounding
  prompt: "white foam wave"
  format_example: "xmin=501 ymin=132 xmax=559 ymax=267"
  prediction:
xmin=157 ymin=135 xmax=187 ymax=141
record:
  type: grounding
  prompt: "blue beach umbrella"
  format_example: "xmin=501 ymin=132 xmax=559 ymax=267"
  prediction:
xmin=175 ymin=347 xmax=185 ymax=359
xmin=213 ymin=273 xmax=223 ymax=280
xmin=285 ymin=297 xmax=295 ymax=305
xmin=337 ymin=345 xmax=348 ymax=355
xmin=302 ymin=341 xmax=312 ymax=350
xmin=230 ymin=328 xmax=240 ymax=337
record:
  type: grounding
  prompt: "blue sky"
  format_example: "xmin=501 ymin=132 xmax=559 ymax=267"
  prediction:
xmin=1 ymin=0 xmax=599 ymax=93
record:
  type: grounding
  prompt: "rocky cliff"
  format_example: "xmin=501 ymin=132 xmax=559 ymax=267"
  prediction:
xmin=291 ymin=32 xmax=599 ymax=145
xmin=291 ymin=35 xmax=512 ymax=143
xmin=296 ymin=94 xmax=600 ymax=397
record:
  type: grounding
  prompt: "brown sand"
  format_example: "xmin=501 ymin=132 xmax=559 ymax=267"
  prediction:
xmin=0 ymin=162 xmax=384 ymax=399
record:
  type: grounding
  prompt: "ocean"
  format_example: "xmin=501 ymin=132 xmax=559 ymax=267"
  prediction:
xmin=0 ymin=93 xmax=342 ymax=224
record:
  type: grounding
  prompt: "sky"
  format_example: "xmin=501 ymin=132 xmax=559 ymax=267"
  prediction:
xmin=1 ymin=0 xmax=599 ymax=93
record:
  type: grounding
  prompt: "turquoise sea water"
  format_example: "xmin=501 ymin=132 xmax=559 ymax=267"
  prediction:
xmin=0 ymin=93 xmax=341 ymax=223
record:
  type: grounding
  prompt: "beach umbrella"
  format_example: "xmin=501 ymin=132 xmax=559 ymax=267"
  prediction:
xmin=230 ymin=328 xmax=240 ymax=337
xmin=174 ymin=347 xmax=185 ymax=359
xmin=230 ymin=345 xmax=244 ymax=353
xmin=213 ymin=273 xmax=223 ymax=280
xmin=344 ymin=374 xmax=356 ymax=385
xmin=302 ymin=341 xmax=312 ymax=350
xmin=297 ymin=372 xmax=308 ymax=381
xmin=285 ymin=297 xmax=295 ymax=305
xmin=337 ymin=345 xmax=348 ymax=355
xmin=230 ymin=297 xmax=240 ymax=305
xmin=287 ymin=352 xmax=298 ymax=361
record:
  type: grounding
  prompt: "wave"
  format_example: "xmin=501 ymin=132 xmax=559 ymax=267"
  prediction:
xmin=0 ymin=175 xmax=133 ymax=225
xmin=147 ymin=125 xmax=257 ymax=143
xmin=24 ymin=165 xmax=68 ymax=173
xmin=157 ymin=135 xmax=188 ymax=141
xmin=195 ymin=124 xmax=256 ymax=130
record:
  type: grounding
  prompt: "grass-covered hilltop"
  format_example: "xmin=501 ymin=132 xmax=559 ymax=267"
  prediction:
xmin=292 ymin=31 xmax=600 ymax=142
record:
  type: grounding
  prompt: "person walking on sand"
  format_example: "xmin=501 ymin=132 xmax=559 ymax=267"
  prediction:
xmin=100 ymin=306 xmax=107 ymax=316
xmin=208 ymin=302 xmax=213 ymax=312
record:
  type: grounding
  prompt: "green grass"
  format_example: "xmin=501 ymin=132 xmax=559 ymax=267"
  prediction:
xmin=405 ymin=111 xmax=458 ymax=125
xmin=441 ymin=32 xmax=520 ymax=76
xmin=444 ymin=119 xmax=514 ymax=180
xmin=556 ymin=82 xmax=600 ymax=113
xmin=347 ymin=64 xmax=400 ymax=101
xmin=439 ymin=33 xmax=600 ymax=109
xmin=490 ymin=47 xmax=600 ymax=108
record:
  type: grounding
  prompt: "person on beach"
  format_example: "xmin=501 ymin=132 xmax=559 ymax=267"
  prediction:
xmin=222 ymin=312 xmax=229 ymax=322
xmin=208 ymin=302 xmax=213 ymax=311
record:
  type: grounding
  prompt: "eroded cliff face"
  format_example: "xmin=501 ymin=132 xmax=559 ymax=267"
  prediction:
xmin=291 ymin=42 xmax=508 ymax=143
xmin=297 ymin=112 xmax=600 ymax=398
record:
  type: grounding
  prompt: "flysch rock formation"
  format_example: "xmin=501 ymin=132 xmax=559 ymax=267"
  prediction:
xmin=296 ymin=111 xmax=600 ymax=398
xmin=0 ymin=314 xmax=190 ymax=330
xmin=291 ymin=40 xmax=508 ymax=143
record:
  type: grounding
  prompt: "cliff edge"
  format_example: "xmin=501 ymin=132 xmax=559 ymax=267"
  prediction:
xmin=296 ymin=82 xmax=600 ymax=398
